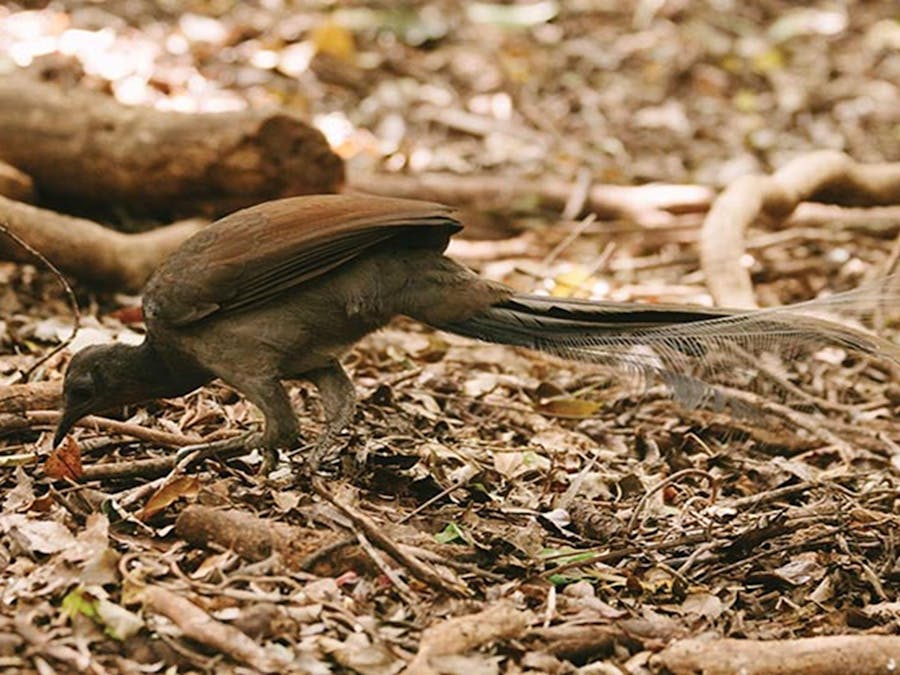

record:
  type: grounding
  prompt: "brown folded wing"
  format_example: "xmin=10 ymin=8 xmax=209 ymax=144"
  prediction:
xmin=144 ymin=194 xmax=461 ymax=327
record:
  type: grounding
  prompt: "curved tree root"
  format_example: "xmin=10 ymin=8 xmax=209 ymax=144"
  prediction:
xmin=0 ymin=195 xmax=205 ymax=291
xmin=700 ymin=151 xmax=900 ymax=307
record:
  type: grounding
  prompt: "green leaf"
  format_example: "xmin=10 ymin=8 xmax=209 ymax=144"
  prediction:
xmin=62 ymin=588 xmax=99 ymax=620
xmin=540 ymin=547 xmax=599 ymax=573
xmin=434 ymin=522 xmax=467 ymax=545
xmin=549 ymin=573 xmax=584 ymax=586
xmin=61 ymin=587 xmax=143 ymax=641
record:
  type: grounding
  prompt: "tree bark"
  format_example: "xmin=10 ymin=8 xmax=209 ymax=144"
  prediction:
xmin=0 ymin=74 xmax=344 ymax=217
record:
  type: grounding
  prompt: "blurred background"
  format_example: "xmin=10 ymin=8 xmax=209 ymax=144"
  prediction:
xmin=2 ymin=1 xmax=896 ymax=186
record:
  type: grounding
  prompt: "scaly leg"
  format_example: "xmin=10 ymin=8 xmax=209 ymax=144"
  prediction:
xmin=177 ymin=377 xmax=299 ymax=474
xmin=306 ymin=361 xmax=356 ymax=471
xmin=239 ymin=377 xmax=300 ymax=473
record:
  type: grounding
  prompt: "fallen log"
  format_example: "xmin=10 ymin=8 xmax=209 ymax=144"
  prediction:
xmin=0 ymin=74 xmax=344 ymax=216
xmin=0 ymin=382 xmax=62 ymax=413
xmin=652 ymin=635 xmax=900 ymax=675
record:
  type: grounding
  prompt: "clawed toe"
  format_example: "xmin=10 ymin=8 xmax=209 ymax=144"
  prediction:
xmin=305 ymin=438 xmax=344 ymax=476
xmin=173 ymin=431 xmax=284 ymax=474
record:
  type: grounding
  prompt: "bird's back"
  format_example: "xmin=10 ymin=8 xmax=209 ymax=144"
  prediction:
xmin=143 ymin=194 xmax=462 ymax=328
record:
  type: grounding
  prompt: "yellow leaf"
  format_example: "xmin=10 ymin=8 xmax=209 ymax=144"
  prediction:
xmin=537 ymin=398 xmax=601 ymax=418
xmin=752 ymin=47 xmax=784 ymax=73
xmin=734 ymin=89 xmax=758 ymax=113
xmin=551 ymin=265 xmax=594 ymax=298
xmin=311 ymin=21 xmax=356 ymax=62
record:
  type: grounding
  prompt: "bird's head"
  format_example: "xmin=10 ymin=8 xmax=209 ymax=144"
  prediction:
xmin=54 ymin=343 xmax=149 ymax=447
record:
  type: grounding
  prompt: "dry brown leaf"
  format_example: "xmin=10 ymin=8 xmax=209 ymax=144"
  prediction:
xmin=138 ymin=476 xmax=200 ymax=521
xmin=44 ymin=435 xmax=83 ymax=480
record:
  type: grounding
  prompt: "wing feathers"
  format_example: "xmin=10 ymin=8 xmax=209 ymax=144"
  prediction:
xmin=145 ymin=195 xmax=461 ymax=327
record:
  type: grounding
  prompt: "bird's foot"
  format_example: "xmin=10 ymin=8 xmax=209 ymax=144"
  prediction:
xmin=174 ymin=432 xmax=283 ymax=475
xmin=259 ymin=446 xmax=280 ymax=476
xmin=305 ymin=435 xmax=345 ymax=477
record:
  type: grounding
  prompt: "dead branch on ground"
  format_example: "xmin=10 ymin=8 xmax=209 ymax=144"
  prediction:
xmin=350 ymin=170 xmax=714 ymax=226
xmin=404 ymin=603 xmax=533 ymax=674
xmin=0 ymin=160 xmax=34 ymax=203
xmin=0 ymin=382 xmax=62 ymax=413
xmin=0 ymin=196 xmax=206 ymax=290
xmin=6 ymin=144 xmax=896 ymax=295
xmin=0 ymin=410 xmax=199 ymax=448
xmin=174 ymin=505 xmax=356 ymax=572
xmin=139 ymin=584 xmax=289 ymax=673
xmin=652 ymin=634 xmax=900 ymax=675
xmin=312 ymin=477 xmax=471 ymax=597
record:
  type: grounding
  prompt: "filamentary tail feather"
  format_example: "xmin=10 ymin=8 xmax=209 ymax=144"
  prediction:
xmin=441 ymin=279 xmax=900 ymax=415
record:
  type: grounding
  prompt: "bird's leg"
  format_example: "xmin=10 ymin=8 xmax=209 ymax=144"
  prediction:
xmin=238 ymin=378 xmax=301 ymax=474
xmin=177 ymin=377 xmax=299 ymax=474
xmin=306 ymin=361 xmax=356 ymax=471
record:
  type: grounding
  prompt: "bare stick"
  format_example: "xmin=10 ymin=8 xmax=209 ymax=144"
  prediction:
xmin=0 ymin=221 xmax=80 ymax=378
xmin=312 ymin=477 xmax=470 ymax=597
xmin=140 ymin=584 xmax=288 ymax=673
xmin=1 ymin=410 xmax=199 ymax=447
xmin=403 ymin=603 xmax=532 ymax=674
xmin=625 ymin=468 xmax=717 ymax=534
xmin=652 ymin=634 xmax=900 ymax=675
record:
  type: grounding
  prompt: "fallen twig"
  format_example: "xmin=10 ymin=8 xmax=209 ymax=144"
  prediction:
xmin=174 ymin=505 xmax=351 ymax=572
xmin=312 ymin=477 xmax=471 ymax=597
xmin=404 ymin=602 xmax=532 ymax=674
xmin=356 ymin=531 xmax=417 ymax=604
xmin=0 ymin=410 xmax=199 ymax=448
xmin=0 ymin=221 xmax=81 ymax=378
xmin=625 ymin=468 xmax=717 ymax=534
xmin=140 ymin=584 xmax=288 ymax=673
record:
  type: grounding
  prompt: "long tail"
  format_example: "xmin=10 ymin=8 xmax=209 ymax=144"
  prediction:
xmin=440 ymin=280 xmax=900 ymax=413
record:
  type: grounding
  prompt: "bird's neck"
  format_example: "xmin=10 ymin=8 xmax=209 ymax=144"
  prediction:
xmin=122 ymin=340 xmax=212 ymax=401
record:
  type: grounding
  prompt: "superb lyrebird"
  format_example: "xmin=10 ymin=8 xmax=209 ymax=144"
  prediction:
xmin=54 ymin=194 xmax=900 ymax=471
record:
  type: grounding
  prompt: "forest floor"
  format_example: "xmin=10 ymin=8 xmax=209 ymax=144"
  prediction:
xmin=1 ymin=1 xmax=899 ymax=673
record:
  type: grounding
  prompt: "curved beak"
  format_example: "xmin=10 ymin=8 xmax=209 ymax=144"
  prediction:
xmin=53 ymin=405 xmax=83 ymax=448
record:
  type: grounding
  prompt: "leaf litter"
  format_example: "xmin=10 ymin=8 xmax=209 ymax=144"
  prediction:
xmin=1 ymin=0 xmax=899 ymax=672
